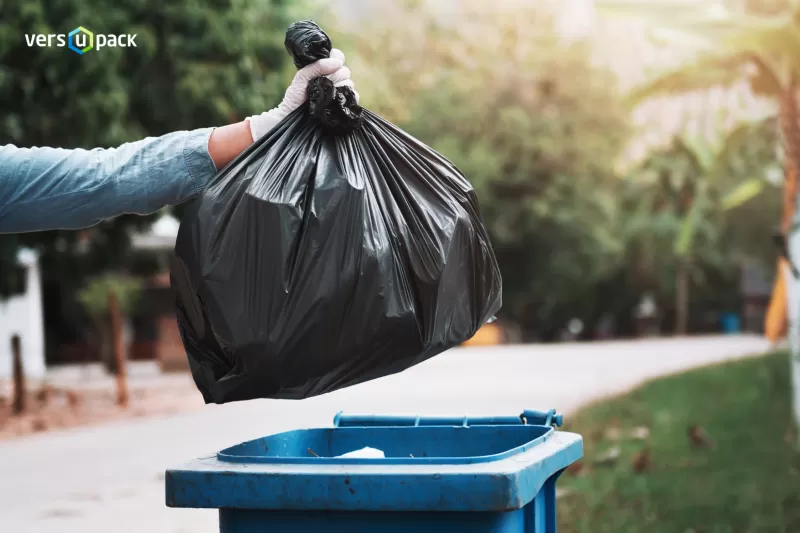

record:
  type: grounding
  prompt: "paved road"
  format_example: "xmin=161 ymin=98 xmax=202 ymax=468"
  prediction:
xmin=0 ymin=335 xmax=770 ymax=533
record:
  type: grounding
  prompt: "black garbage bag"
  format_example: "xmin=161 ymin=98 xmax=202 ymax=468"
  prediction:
xmin=171 ymin=21 xmax=502 ymax=403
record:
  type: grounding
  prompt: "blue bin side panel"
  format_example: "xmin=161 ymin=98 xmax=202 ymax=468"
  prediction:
xmin=220 ymin=509 xmax=524 ymax=533
xmin=219 ymin=490 xmax=557 ymax=533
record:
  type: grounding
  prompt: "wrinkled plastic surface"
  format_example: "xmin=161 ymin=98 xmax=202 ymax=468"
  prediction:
xmin=171 ymin=21 xmax=502 ymax=403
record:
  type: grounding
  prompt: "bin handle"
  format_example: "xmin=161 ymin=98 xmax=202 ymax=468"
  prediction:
xmin=333 ymin=409 xmax=563 ymax=428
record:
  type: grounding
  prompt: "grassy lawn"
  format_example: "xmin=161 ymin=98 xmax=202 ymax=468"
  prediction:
xmin=558 ymin=351 xmax=800 ymax=533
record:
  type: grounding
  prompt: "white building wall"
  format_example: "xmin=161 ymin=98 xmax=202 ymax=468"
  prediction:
xmin=0 ymin=249 xmax=46 ymax=380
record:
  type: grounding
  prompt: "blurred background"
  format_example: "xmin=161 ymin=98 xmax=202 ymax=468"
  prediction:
xmin=0 ymin=0 xmax=798 ymax=532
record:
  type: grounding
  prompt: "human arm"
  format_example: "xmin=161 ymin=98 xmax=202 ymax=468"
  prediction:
xmin=0 ymin=128 xmax=217 ymax=234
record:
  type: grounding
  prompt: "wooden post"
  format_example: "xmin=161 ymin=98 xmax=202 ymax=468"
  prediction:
xmin=11 ymin=335 xmax=25 ymax=415
xmin=108 ymin=292 xmax=129 ymax=408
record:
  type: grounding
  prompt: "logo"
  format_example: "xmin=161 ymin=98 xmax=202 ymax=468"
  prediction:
xmin=68 ymin=27 xmax=93 ymax=55
xmin=25 ymin=27 xmax=137 ymax=55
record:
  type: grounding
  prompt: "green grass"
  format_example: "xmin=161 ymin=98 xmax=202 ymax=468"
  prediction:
xmin=557 ymin=352 xmax=800 ymax=533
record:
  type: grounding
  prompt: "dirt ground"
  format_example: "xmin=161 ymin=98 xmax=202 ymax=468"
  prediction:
xmin=0 ymin=363 xmax=204 ymax=440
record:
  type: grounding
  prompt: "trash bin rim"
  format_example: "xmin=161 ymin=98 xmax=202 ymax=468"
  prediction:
xmin=166 ymin=430 xmax=583 ymax=512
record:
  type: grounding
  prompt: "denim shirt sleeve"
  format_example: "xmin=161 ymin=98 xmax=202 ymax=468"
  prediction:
xmin=0 ymin=128 xmax=217 ymax=234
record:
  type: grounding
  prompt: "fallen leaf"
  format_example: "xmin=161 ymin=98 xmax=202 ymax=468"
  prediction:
xmin=567 ymin=460 xmax=585 ymax=475
xmin=594 ymin=446 xmax=621 ymax=466
xmin=630 ymin=426 xmax=650 ymax=440
xmin=66 ymin=391 xmax=81 ymax=409
xmin=36 ymin=387 xmax=51 ymax=406
xmin=631 ymin=448 xmax=651 ymax=473
xmin=688 ymin=425 xmax=715 ymax=449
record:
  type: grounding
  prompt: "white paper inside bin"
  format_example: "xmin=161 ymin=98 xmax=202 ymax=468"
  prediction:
xmin=336 ymin=447 xmax=385 ymax=459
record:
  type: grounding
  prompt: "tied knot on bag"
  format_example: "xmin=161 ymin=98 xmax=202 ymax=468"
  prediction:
xmin=284 ymin=20 xmax=332 ymax=69
xmin=285 ymin=20 xmax=363 ymax=134
xmin=307 ymin=77 xmax=363 ymax=134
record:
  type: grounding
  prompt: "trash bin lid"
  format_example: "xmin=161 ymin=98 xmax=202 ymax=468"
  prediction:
xmin=166 ymin=409 xmax=582 ymax=512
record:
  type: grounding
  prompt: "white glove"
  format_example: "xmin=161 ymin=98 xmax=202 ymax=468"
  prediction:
xmin=247 ymin=48 xmax=358 ymax=141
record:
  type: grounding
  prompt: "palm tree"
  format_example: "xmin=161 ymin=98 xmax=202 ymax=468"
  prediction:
xmin=627 ymin=121 xmax=779 ymax=334
xmin=597 ymin=0 xmax=800 ymax=419
xmin=598 ymin=1 xmax=797 ymax=226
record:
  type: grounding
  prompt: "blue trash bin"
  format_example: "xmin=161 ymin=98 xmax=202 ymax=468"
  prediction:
xmin=166 ymin=409 xmax=583 ymax=533
xmin=720 ymin=312 xmax=741 ymax=334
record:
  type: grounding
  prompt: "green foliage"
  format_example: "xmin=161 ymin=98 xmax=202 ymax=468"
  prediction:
xmin=0 ymin=0 xmax=291 ymax=148
xmin=721 ymin=177 xmax=767 ymax=209
xmin=720 ymin=118 xmax=784 ymax=266
xmin=349 ymin=2 xmax=631 ymax=337
xmin=594 ymin=1 xmax=791 ymax=330
xmin=620 ymin=118 xmax=782 ymax=323
xmin=559 ymin=352 xmax=800 ymax=533
xmin=674 ymin=122 xmax=778 ymax=257
xmin=0 ymin=0 xmax=296 ymax=292
xmin=342 ymin=1 xmax=786 ymax=336
xmin=77 ymin=274 xmax=142 ymax=318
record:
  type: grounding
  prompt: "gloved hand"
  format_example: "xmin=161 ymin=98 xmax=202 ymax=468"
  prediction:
xmin=247 ymin=48 xmax=358 ymax=142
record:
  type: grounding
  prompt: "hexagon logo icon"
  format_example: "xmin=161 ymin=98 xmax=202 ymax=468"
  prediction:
xmin=68 ymin=27 xmax=93 ymax=55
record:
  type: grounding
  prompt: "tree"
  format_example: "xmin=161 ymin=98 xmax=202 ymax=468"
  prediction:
xmin=597 ymin=1 xmax=795 ymax=216
xmin=0 ymin=1 xmax=299 ymax=367
xmin=624 ymin=119 xmax=782 ymax=333
xmin=597 ymin=0 xmax=800 ymax=422
xmin=346 ymin=2 xmax=631 ymax=338
xmin=77 ymin=274 xmax=141 ymax=376
xmin=0 ymin=0 xmax=296 ymax=294
xmin=343 ymin=3 xmax=605 ymax=336
xmin=596 ymin=1 xmax=800 ymax=318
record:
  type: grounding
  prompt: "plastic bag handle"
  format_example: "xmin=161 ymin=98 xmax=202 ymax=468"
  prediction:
xmin=284 ymin=20 xmax=333 ymax=69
